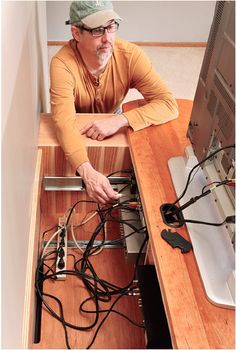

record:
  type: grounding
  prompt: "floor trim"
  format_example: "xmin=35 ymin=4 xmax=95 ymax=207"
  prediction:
xmin=48 ymin=41 xmax=207 ymax=47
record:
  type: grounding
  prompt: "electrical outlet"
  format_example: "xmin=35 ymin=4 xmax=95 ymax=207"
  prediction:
xmin=55 ymin=217 xmax=68 ymax=280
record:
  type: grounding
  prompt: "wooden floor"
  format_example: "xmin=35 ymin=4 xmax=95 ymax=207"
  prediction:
xmin=33 ymin=195 xmax=146 ymax=349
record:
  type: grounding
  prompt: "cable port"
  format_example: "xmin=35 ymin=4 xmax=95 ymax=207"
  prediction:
xmin=160 ymin=203 xmax=185 ymax=228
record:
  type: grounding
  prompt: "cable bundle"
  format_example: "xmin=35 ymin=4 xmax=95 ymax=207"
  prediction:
xmin=35 ymin=197 xmax=147 ymax=349
xmin=162 ymin=144 xmax=235 ymax=227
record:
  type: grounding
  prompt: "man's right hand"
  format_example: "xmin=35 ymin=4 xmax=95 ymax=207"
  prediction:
xmin=77 ymin=162 xmax=121 ymax=204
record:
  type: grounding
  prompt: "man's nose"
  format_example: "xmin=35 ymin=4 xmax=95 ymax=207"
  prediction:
xmin=101 ymin=29 xmax=111 ymax=42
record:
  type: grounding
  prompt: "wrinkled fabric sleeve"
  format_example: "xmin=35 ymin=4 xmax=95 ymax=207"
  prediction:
xmin=50 ymin=56 xmax=89 ymax=170
xmin=123 ymin=46 xmax=179 ymax=131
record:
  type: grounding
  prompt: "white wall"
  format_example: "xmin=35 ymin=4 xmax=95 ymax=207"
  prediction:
xmin=46 ymin=0 xmax=216 ymax=42
xmin=1 ymin=1 xmax=48 ymax=348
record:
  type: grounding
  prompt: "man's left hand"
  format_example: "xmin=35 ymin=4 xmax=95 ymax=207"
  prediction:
xmin=80 ymin=114 xmax=128 ymax=140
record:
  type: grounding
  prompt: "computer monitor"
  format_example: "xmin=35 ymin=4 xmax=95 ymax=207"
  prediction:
xmin=188 ymin=0 xmax=235 ymax=205
xmin=167 ymin=1 xmax=235 ymax=309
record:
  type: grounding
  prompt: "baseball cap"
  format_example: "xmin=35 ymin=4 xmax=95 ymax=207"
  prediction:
xmin=66 ymin=1 xmax=122 ymax=28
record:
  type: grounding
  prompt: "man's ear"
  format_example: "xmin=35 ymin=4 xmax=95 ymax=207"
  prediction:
xmin=71 ymin=26 xmax=81 ymax=41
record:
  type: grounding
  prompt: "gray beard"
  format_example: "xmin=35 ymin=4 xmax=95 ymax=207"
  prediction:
xmin=96 ymin=47 xmax=113 ymax=62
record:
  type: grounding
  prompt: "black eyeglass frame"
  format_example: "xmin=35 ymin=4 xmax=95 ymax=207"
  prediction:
xmin=79 ymin=21 xmax=119 ymax=37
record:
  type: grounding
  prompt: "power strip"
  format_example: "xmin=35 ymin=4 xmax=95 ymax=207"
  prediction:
xmin=55 ymin=217 xmax=68 ymax=280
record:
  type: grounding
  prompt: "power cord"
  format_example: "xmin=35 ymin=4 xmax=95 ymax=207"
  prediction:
xmin=161 ymin=144 xmax=235 ymax=226
xmin=171 ymin=144 xmax=235 ymax=207
xmin=35 ymin=197 xmax=147 ymax=349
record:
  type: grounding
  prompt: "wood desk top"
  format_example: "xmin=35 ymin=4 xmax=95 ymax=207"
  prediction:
xmin=126 ymin=99 xmax=235 ymax=349
xmin=39 ymin=113 xmax=128 ymax=148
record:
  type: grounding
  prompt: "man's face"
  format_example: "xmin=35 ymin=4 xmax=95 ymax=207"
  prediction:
xmin=74 ymin=20 xmax=116 ymax=62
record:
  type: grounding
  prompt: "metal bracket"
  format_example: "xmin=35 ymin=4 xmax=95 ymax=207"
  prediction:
xmin=44 ymin=239 xmax=124 ymax=249
xmin=43 ymin=176 xmax=131 ymax=191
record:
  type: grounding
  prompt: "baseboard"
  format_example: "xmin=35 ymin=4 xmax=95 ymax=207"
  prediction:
xmin=48 ymin=40 xmax=207 ymax=47
xmin=22 ymin=149 xmax=43 ymax=349
xmin=133 ymin=41 xmax=206 ymax=47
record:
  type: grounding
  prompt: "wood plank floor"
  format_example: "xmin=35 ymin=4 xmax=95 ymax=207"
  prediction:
xmin=33 ymin=198 xmax=146 ymax=349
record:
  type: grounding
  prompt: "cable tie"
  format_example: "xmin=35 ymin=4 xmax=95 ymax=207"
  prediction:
xmin=209 ymin=184 xmax=217 ymax=191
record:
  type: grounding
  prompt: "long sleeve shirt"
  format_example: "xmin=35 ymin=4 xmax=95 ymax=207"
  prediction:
xmin=50 ymin=37 xmax=179 ymax=170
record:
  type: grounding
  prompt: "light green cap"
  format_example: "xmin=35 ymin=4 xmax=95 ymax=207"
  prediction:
xmin=67 ymin=1 xmax=122 ymax=28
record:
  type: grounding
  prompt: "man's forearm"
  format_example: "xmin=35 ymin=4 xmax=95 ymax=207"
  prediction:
xmin=80 ymin=114 xmax=129 ymax=140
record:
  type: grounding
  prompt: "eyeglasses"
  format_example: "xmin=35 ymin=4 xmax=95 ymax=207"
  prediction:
xmin=81 ymin=21 xmax=119 ymax=37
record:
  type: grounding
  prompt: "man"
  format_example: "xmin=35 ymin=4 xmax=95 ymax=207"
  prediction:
xmin=50 ymin=1 xmax=179 ymax=204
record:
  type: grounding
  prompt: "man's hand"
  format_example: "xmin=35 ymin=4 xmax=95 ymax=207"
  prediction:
xmin=80 ymin=114 xmax=128 ymax=140
xmin=77 ymin=162 xmax=121 ymax=204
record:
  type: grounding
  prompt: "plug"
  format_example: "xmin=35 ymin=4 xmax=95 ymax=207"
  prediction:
xmin=60 ymin=227 xmax=66 ymax=238
xmin=58 ymin=247 xmax=65 ymax=258
xmin=225 ymin=216 xmax=235 ymax=224
xmin=57 ymin=257 xmax=65 ymax=270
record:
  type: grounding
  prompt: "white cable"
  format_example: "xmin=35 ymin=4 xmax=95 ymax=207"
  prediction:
xmin=42 ymin=226 xmax=63 ymax=258
xmin=41 ymin=206 xmax=72 ymax=258
xmin=42 ymin=204 xmax=109 ymax=258
xmin=70 ymin=210 xmax=107 ymax=255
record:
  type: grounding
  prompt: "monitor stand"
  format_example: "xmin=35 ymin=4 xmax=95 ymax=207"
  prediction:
xmin=168 ymin=145 xmax=235 ymax=308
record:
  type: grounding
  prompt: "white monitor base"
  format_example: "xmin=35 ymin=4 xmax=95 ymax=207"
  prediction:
xmin=168 ymin=145 xmax=235 ymax=309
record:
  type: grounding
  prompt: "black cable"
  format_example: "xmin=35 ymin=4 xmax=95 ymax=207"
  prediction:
xmin=72 ymin=216 xmax=146 ymax=318
xmin=171 ymin=144 xmax=235 ymax=207
xmin=165 ymin=178 xmax=234 ymax=226
xmin=175 ymin=216 xmax=234 ymax=227
xmin=86 ymin=290 xmax=129 ymax=349
xmin=168 ymin=179 xmax=231 ymax=218
xmin=36 ymin=246 xmax=145 ymax=344
xmin=65 ymin=200 xmax=97 ymax=226
xmin=35 ymin=205 xmax=102 ymax=342
xmin=85 ymin=288 xmax=141 ymax=349
xmin=80 ymin=298 xmax=145 ymax=328
xmin=117 ymin=183 xmax=130 ymax=194
xmin=40 ymin=250 xmax=58 ymax=277
xmin=43 ymin=292 xmax=71 ymax=349
xmin=72 ymin=204 xmax=146 ymax=300
xmin=35 ymin=197 xmax=148 ymax=348
xmin=35 ymin=239 xmax=107 ymax=331
xmin=201 ymin=179 xmax=231 ymax=194
xmin=86 ymin=235 xmax=148 ymax=349
xmin=106 ymin=168 xmax=132 ymax=177
xmin=76 ymin=202 xmax=147 ymax=277
xmin=77 ymin=230 xmax=147 ymax=299
xmin=35 ymin=268 xmax=100 ymax=331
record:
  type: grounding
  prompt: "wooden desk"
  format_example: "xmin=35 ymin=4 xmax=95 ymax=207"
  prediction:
xmin=125 ymin=99 xmax=235 ymax=349
xmin=38 ymin=103 xmax=235 ymax=348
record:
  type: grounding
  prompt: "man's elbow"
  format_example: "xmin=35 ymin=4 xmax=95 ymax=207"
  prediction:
xmin=172 ymin=104 xmax=179 ymax=120
xmin=168 ymin=98 xmax=179 ymax=120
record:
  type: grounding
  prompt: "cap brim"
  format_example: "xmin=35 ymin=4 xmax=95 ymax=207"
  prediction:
xmin=81 ymin=10 xmax=122 ymax=29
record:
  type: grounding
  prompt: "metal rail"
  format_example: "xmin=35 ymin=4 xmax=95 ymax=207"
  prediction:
xmin=43 ymin=176 xmax=131 ymax=191
xmin=44 ymin=239 xmax=124 ymax=249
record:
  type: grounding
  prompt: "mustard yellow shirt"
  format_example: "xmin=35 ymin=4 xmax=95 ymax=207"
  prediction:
xmin=50 ymin=38 xmax=179 ymax=170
